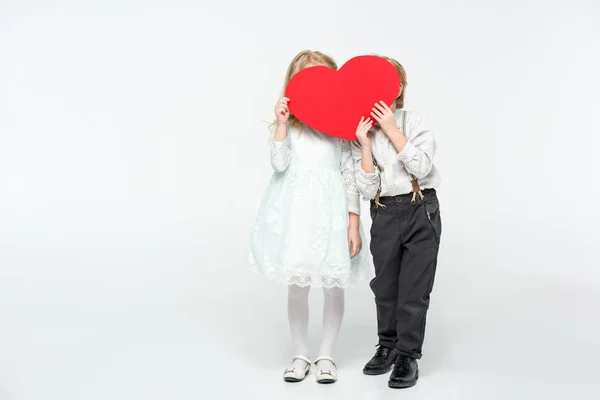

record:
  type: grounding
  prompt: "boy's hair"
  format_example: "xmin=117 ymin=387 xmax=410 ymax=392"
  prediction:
xmin=274 ymin=50 xmax=338 ymax=131
xmin=381 ymin=56 xmax=408 ymax=109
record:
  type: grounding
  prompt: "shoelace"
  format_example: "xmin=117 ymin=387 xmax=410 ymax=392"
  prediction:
xmin=374 ymin=345 xmax=388 ymax=357
xmin=396 ymin=355 xmax=412 ymax=370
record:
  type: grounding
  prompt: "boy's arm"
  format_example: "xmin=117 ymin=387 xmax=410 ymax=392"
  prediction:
xmin=351 ymin=140 xmax=381 ymax=200
xmin=390 ymin=113 xmax=436 ymax=179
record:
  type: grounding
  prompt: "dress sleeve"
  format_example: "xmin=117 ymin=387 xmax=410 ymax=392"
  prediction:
xmin=340 ymin=139 xmax=361 ymax=215
xmin=269 ymin=127 xmax=291 ymax=172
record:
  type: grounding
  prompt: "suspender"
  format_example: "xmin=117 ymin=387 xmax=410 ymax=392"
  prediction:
xmin=374 ymin=110 xmax=425 ymax=209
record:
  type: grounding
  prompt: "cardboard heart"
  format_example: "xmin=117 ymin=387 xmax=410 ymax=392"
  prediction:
xmin=285 ymin=55 xmax=400 ymax=141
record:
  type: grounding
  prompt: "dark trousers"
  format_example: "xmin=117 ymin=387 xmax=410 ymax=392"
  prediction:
xmin=369 ymin=189 xmax=442 ymax=359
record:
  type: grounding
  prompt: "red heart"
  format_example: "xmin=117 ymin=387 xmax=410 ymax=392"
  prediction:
xmin=285 ymin=55 xmax=400 ymax=141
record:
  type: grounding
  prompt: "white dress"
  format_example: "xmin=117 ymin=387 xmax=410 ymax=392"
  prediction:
xmin=248 ymin=124 xmax=371 ymax=288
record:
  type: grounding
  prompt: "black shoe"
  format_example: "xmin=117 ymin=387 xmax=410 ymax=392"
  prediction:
xmin=363 ymin=345 xmax=396 ymax=375
xmin=388 ymin=355 xmax=419 ymax=389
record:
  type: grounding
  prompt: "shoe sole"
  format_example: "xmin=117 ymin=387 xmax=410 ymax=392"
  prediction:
xmin=363 ymin=364 xmax=394 ymax=376
xmin=388 ymin=371 xmax=419 ymax=389
xmin=316 ymin=378 xmax=336 ymax=384
xmin=283 ymin=370 xmax=309 ymax=382
xmin=283 ymin=377 xmax=304 ymax=383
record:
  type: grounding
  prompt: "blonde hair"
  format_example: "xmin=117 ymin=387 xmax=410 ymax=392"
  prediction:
xmin=273 ymin=50 xmax=338 ymax=130
xmin=380 ymin=56 xmax=408 ymax=109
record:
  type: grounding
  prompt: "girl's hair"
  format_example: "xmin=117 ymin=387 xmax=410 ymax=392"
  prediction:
xmin=274 ymin=50 xmax=338 ymax=131
xmin=380 ymin=56 xmax=408 ymax=109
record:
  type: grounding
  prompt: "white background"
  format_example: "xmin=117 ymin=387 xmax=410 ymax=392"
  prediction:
xmin=1 ymin=0 xmax=599 ymax=399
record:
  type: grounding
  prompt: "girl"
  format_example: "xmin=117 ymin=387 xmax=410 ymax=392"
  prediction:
xmin=351 ymin=57 xmax=442 ymax=389
xmin=248 ymin=50 xmax=370 ymax=384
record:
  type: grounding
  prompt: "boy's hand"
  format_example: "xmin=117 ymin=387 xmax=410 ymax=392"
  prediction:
xmin=370 ymin=101 xmax=398 ymax=137
xmin=355 ymin=116 xmax=374 ymax=148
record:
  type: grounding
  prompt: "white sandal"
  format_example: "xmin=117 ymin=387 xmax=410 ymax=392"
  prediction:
xmin=314 ymin=356 xmax=337 ymax=384
xmin=283 ymin=355 xmax=311 ymax=382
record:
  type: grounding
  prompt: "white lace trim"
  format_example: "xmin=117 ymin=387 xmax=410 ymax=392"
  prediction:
xmin=247 ymin=253 xmax=371 ymax=289
xmin=248 ymin=263 xmax=370 ymax=289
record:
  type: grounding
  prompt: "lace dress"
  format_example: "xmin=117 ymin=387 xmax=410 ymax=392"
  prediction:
xmin=248 ymin=125 xmax=371 ymax=288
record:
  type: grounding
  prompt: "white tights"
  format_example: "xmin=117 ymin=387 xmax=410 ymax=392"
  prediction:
xmin=287 ymin=284 xmax=345 ymax=372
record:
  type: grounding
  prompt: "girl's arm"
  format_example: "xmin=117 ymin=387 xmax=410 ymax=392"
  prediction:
xmin=269 ymin=123 xmax=291 ymax=172
xmin=348 ymin=212 xmax=361 ymax=258
xmin=273 ymin=121 xmax=287 ymax=142
xmin=270 ymin=97 xmax=292 ymax=172
xmin=340 ymin=140 xmax=361 ymax=216
xmin=340 ymin=140 xmax=362 ymax=258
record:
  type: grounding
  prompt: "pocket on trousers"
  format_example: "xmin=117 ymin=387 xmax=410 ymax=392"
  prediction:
xmin=424 ymin=198 xmax=442 ymax=241
xmin=369 ymin=202 xmax=380 ymax=240
xmin=370 ymin=203 xmax=377 ymax=221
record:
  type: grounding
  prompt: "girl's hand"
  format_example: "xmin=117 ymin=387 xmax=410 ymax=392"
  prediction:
xmin=348 ymin=227 xmax=362 ymax=259
xmin=274 ymin=97 xmax=290 ymax=124
xmin=370 ymin=101 xmax=398 ymax=136
xmin=355 ymin=116 xmax=374 ymax=148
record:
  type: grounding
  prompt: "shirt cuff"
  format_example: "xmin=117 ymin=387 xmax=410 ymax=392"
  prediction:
xmin=396 ymin=140 xmax=418 ymax=164
xmin=348 ymin=205 xmax=360 ymax=216
xmin=356 ymin=167 xmax=379 ymax=183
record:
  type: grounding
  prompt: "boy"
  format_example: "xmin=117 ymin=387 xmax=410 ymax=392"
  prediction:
xmin=351 ymin=57 xmax=442 ymax=389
